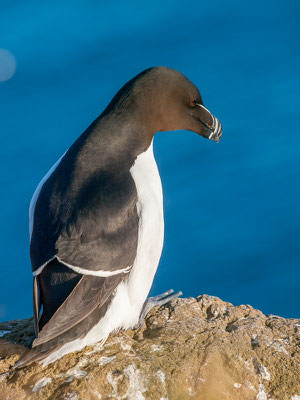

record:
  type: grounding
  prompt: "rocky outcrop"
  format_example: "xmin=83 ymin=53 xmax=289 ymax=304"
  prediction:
xmin=0 ymin=295 xmax=299 ymax=400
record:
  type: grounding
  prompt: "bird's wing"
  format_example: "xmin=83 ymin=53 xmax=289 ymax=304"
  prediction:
xmin=30 ymin=169 xmax=139 ymax=345
xmin=33 ymin=272 xmax=123 ymax=346
xmin=30 ymin=168 xmax=139 ymax=275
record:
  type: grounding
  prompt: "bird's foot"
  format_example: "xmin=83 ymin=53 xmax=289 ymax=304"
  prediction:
xmin=134 ymin=289 xmax=182 ymax=329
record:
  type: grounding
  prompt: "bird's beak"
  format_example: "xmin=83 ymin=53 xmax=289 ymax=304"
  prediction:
xmin=194 ymin=103 xmax=222 ymax=143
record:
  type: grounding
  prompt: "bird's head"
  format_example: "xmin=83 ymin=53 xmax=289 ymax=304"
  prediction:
xmin=103 ymin=66 xmax=222 ymax=146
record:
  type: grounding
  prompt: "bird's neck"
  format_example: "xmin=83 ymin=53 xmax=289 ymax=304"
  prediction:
xmin=69 ymin=111 xmax=155 ymax=176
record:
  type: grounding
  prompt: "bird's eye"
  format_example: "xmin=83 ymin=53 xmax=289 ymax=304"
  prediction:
xmin=190 ymin=99 xmax=198 ymax=107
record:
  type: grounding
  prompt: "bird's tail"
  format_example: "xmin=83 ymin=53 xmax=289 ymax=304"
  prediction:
xmin=13 ymin=341 xmax=61 ymax=369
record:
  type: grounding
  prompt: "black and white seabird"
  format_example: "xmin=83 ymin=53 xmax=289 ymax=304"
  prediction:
xmin=15 ymin=67 xmax=222 ymax=368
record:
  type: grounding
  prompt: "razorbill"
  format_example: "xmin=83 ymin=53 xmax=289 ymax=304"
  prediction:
xmin=15 ymin=66 xmax=222 ymax=368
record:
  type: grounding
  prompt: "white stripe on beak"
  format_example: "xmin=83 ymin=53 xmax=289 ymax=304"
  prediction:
xmin=196 ymin=103 xmax=213 ymax=117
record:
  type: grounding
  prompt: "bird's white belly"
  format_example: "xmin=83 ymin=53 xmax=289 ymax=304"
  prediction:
xmin=126 ymin=140 xmax=164 ymax=321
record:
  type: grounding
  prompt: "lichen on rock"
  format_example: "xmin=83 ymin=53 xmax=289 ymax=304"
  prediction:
xmin=0 ymin=295 xmax=299 ymax=399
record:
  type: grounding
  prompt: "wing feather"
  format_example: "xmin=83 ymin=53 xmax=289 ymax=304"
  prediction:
xmin=32 ymin=272 xmax=124 ymax=347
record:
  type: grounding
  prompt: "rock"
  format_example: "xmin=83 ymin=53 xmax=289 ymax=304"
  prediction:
xmin=0 ymin=295 xmax=299 ymax=400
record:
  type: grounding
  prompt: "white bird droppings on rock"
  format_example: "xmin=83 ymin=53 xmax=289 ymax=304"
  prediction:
xmin=107 ymin=370 xmax=123 ymax=398
xmin=151 ymin=344 xmax=163 ymax=352
xmin=188 ymin=386 xmax=197 ymax=396
xmin=98 ymin=355 xmax=116 ymax=366
xmin=123 ymin=364 xmax=147 ymax=400
xmin=246 ymin=381 xmax=255 ymax=391
xmin=106 ymin=366 xmax=147 ymax=400
xmin=65 ymin=368 xmax=87 ymax=382
xmin=76 ymin=357 xmax=90 ymax=368
xmin=157 ymin=369 xmax=168 ymax=398
xmin=258 ymin=365 xmax=271 ymax=381
xmin=120 ymin=341 xmax=132 ymax=351
xmin=234 ymin=383 xmax=242 ymax=388
xmin=256 ymin=383 xmax=267 ymax=400
xmin=61 ymin=358 xmax=89 ymax=382
xmin=272 ymin=341 xmax=289 ymax=355
xmin=32 ymin=377 xmax=52 ymax=392
xmin=157 ymin=369 xmax=166 ymax=386
xmin=244 ymin=358 xmax=254 ymax=371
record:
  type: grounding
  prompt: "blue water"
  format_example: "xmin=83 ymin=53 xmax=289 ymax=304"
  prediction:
xmin=0 ymin=0 xmax=299 ymax=321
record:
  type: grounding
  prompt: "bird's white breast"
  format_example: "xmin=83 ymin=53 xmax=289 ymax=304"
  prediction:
xmin=127 ymin=140 xmax=164 ymax=307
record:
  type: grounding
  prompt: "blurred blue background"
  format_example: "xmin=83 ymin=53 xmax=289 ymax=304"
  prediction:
xmin=0 ymin=0 xmax=299 ymax=320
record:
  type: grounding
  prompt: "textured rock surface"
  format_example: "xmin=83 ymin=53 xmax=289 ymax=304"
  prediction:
xmin=0 ymin=295 xmax=299 ymax=400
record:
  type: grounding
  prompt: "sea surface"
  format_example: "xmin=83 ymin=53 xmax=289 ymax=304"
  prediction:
xmin=0 ymin=0 xmax=299 ymax=320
